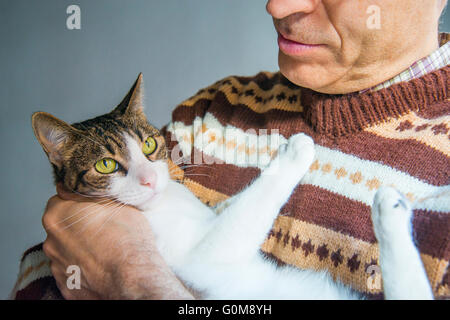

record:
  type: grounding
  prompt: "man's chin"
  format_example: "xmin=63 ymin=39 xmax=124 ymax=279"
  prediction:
xmin=278 ymin=53 xmax=343 ymax=93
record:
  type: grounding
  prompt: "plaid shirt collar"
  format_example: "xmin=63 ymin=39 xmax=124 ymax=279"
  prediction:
xmin=362 ymin=33 xmax=449 ymax=93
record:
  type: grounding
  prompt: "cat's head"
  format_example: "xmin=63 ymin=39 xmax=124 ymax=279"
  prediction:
xmin=31 ymin=74 xmax=170 ymax=208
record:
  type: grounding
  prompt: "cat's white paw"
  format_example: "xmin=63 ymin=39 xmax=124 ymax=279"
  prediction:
xmin=282 ymin=133 xmax=315 ymax=166
xmin=263 ymin=133 xmax=314 ymax=178
xmin=371 ymin=187 xmax=413 ymax=242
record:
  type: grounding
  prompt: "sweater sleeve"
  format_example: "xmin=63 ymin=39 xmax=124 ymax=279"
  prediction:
xmin=9 ymin=243 xmax=63 ymax=300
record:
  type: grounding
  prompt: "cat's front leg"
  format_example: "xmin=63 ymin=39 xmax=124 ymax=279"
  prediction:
xmin=371 ymin=187 xmax=433 ymax=300
xmin=190 ymin=133 xmax=315 ymax=264
xmin=263 ymin=133 xmax=315 ymax=182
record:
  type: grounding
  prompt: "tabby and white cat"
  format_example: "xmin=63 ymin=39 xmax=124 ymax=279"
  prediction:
xmin=31 ymin=74 xmax=433 ymax=299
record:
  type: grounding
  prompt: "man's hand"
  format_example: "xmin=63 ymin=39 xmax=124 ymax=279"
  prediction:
xmin=42 ymin=184 xmax=194 ymax=300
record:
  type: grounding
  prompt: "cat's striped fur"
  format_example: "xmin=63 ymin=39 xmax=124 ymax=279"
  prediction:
xmin=32 ymin=74 xmax=168 ymax=197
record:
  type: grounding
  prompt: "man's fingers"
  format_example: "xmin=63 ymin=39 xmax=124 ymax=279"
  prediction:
xmin=42 ymin=237 xmax=65 ymax=267
xmin=42 ymin=195 xmax=66 ymax=232
xmin=43 ymin=193 xmax=94 ymax=232
xmin=49 ymin=260 xmax=72 ymax=299
xmin=45 ymin=194 xmax=62 ymax=212
xmin=42 ymin=237 xmax=55 ymax=259
xmin=49 ymin=255 xmax=99 ymax=300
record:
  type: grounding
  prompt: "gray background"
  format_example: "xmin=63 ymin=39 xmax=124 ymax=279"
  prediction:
xmin=0 ymin=0 xmax=449 ymax=298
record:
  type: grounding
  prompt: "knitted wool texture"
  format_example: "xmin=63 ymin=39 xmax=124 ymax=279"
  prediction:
xmin=11 ymin=62 xmax=449 ymax=300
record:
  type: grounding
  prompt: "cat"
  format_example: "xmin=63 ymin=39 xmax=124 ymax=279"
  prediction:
xmin=31 ymin=74 xmax=433 ymax=300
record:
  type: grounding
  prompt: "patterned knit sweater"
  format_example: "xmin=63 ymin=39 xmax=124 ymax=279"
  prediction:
xmin=10 ymin=66 xmax=449 ymax=300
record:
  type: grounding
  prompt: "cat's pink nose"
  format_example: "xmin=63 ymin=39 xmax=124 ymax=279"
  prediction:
xmin=140 ymin=171 xmax=157 ymax=189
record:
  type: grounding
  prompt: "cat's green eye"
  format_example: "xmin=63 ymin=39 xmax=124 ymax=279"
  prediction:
xmin=143 ymin=136 xmax=157 ymax=155
xmin=95 ymin=158 xmax=118 ymax=174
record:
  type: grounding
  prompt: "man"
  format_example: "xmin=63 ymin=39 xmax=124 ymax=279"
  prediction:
xmin=12 ymin=0 xmax=449 ymax=299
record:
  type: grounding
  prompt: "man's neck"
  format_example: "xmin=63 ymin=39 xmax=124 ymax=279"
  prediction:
xmin=316 ymin=34 xmax=440 ymax=95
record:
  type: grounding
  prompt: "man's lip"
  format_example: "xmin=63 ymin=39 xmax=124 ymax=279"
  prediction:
xmin=277 ymin=32 xmax=321 ymax=47
xmin=277 ymin=32 xmax=323 ymax=56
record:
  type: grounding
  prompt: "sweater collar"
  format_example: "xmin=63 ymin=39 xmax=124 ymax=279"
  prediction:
xmin=300 ymin=66 xmax=449 ymax=137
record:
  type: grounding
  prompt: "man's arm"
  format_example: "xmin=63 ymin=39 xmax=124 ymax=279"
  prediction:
xmin=42 ymin=184 xmax=194 ymax=299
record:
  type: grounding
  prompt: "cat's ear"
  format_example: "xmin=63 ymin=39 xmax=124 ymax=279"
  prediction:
xmin=112 ymin=73 xmax=146 ymax=117
xmin=31 ymin=112 xmax=76 ymax=167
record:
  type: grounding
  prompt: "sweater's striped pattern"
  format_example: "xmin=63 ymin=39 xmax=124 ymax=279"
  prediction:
xmin=169 ymin=169 xmax=449 ymax=298
xmin=180 ymin=73 xmax=303 ymax=113
xmin=262 ymin=216 xmax=449 ymax=295
xmin=365 ymin=112 xmax=449 ymax=156
xmin=11 ymin=67 xmax=449 ymax=299
xmin=14 ymin=248 xmax=51 ymax=293
xmin=165 ymin=69 xmax=449 ymax=299
xmin=167 ymin=117 xmax=448 ymax=212
xmin=9 ymin=244 xmax=61 ymax=300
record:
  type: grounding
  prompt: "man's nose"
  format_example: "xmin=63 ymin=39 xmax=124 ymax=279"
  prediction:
xmin=266 ymin=0 xmax=319 ymax=19
xmin=140 ymin=170 xmax=157 ymax=188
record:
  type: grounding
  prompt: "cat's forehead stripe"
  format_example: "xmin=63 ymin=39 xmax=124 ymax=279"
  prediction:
xmin=134 ymin=128 xmax=143 ymax=141
xmin=73 ymin=115 xmax=132 ymax=138
xmin=104 ymin=142 xmax=115 ymax=155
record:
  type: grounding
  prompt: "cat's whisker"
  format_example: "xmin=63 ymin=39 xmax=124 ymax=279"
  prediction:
xmin=92 ymin=203 xmax=127 ymax=238
xmin=54 ymin=189 xmax=126 ymax=223
xmin=60 ymin=201 xmax=120 ymax=230
xmin=66 ymin=187 xmax=124 ymax=200
xmin=172 ymin=157 xmax=187 ymax=163
xmin=118 ymin=187 xmax=169 ymax=205
xmin=119 ymin=193 xmax=149 ymax=204
xmin=60 ymin=200 xmax=121 ymax=230
xmin=182 ymin=173 xmax=213 ymax=178
xmin=169 ymin=170 xmax=214 ymax=177
xmin=180 ymin=164 xmax=216 ymax=168
xmin=169 ymin=175 xmax=183 ymax=180
xmin=54 ymin=197 xmax=115 ymax=226
xmin=172 ymin=164 xmax=218 ymax=171
xmin=74 ymin=202 xmax=120 ymax=236
xmin=171 ymin=157 xmax=192 ymax=166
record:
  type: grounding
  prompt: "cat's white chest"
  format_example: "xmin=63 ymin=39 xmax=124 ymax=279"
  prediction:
xmin=141 ymin=180 xmax=216 ymax=268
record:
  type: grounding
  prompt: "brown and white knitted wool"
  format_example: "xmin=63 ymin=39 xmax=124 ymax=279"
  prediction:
xmin=11 ymin=53 xmax=449 ymax=300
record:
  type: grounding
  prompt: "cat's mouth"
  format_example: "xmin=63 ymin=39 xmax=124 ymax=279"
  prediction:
xmin=117 ymin=189 xmax=162 ymax=210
